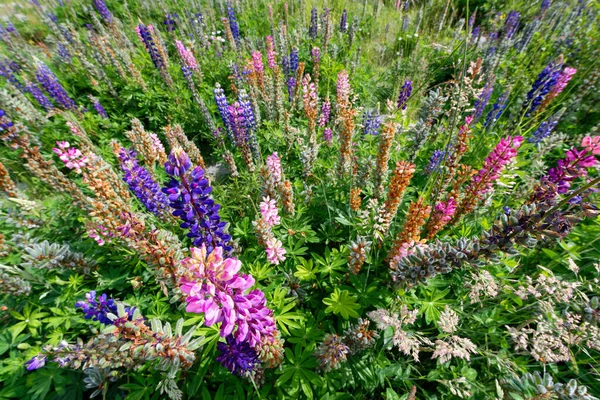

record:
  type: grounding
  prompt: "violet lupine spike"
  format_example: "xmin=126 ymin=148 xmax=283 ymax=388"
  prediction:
xmin=238 ymin=90 xmax=256 ymax=132
xmin=35 ymin=62 xmax=77 ymax=110
xmin=91 ymin=97 xmax=108 ymax=119
xmin=226 ymin=1 xmax=240 ymax=44
xmin=529 ymin=111 xmax=562 ymax=144
xmin=318 ymin=99 xmax=331 ymax=127
xmin=426 ymin=149 xmax=446 ymax=174
xmin=289 ymin=48 xmax=299 ymax=74
xmin=119 ymin=148 xmax=170 ymax=216
xmin=26 ymin=82 xmax=54 ymax=111
xmin=473 ymin=79 xmax=494 ymax=122
xmin=544 ymin=142 xmax=598 ymax=195
xmin=309 ymin=7 xmax=318 ymax=39
xmin=504 ymin=11 xmax=520 ymax=39
xmin=180 ymin=245 xmax=278 ymax=347
xmin=217 ymin=335 xmax=260 ymax=376
xmin=524 ymin=59 xmax=563 ymax=116
xmin=484 ymin=90 xmax=509 ymax=129
xmin=0 ymin=58 xmax=24 ymax=92
xmin=340 ymin=9 xmax=348 ymax=33
xmin=136 ymin=24 xmax=167 ymax=74
xmin=362 ymin=110 xmax=381 ymax=136
xmin=214 ymin=83 xmax=232 ymax=140
xmin=164 ymin=13 xmax=178 ymax=32
xmin=162 ymin=148 xmax=232 ymax=255
xmin=397 ymin=80 xmax=412 ymax=110
xmin=92 ymin=0 xmax=113 ymax=24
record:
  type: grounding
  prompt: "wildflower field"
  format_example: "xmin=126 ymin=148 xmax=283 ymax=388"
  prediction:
xmin=1 ymin=0 xmax=600 ymax=398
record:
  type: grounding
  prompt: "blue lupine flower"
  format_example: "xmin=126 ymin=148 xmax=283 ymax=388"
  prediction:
xmin=474 ymin=79 xmax=494 ymax=121
xmin=75 ymin=291 xmax=133 ymax=325
xmin=504 ymin=11 xmax=520 ymax=40
xmin=362 ymin=109 xmax=381 ymax=135
xmin=119 ymin=148 xmax=170 ymax=215
xmin=397 ymin=80 xmax=412 ymax=110
xmin=426 ymin=150 xmax=446 ymax=174
xmin=309 ymin=7 xmax=318 ymax=39
xmin=92 ymin=0 xmax=113 ymax=23
xmin=524 ymin=60 xmax=563 ymax=116
xmin=35 ymin=62 xmax=77 ymax=110
xmin=529 ymin=112 xmax=562 ymax=144
xmin=26 ymin=82 xmax=54 ymax=111
xmin=217 ymin=335 xmax=260 ymax=376
xmin=484 ymin=90 xmax=509 ymax=128
xmin=227 ymin=1 xmax=240 ymax=44
xmin=25 ymin=355 xmax=46 ymax=371
xmin=340 ymin=9 xmax=348 ymax=32
xmin=214 ymin=83 xmax=232 ymax=140
xmin=162 ymin=149 xmax=232 ymax=255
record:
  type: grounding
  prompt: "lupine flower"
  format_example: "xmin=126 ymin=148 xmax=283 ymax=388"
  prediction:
xmin=318 ymin=98 xmax=331 ymax=127
xmin=180 ymin=245 xmax=278 ymax=346
xmin=315 ymin=334 xmax=349 ymax=372
xmin=217 ymin=335 xmax=260 ymax=376
xmin=260 ymin=196 xmax=280 ymax=227
xmin=92 ymin=0 xmax=113 ymax=23
xmin=323 ymin=127 xmax=333 ymax=143
xmin=504 ymin=11 xmax=520 ymax=39
xmin=266 ymin=36 xmax=277 ymax=69
xmin=226 ymin=1 xmax=240 ymax=44
xmin=312 ymin=47 xmax=321 ymax=64
xmin=75 ymin=291 xmax=133 ymax=325
xmin=484 ymin=90 xmax=509 ymax=128
xmin=119 ymin=148 xmax=170 ymax=216
xmin=362 ymin=109 xmax=381 ymax=136
xmin=26 ymin=82 xmax=53 ymax=111
xmin=25 ymin=355 xmax=46 ymax=371
xmin=340 ymin=9 xmax=348 ymax=32
xmin=35 ymin=62 xmax=77 ymax=110
xmin=438 ymin=306 xmax=459 ymax=334
xmin=163 ymin=148 xmax=232 ymax=254
xmin=425 ymin=198 xmax=457 ymax=240
xmin=540 ymin=67 xmax=576 ymax=110
xmin=136 ymin=24 xmax=170 ymax=81
xmin=175 ymin=40 xmax=198 ymax=71
xmin=265 ymin=153 xmax=282 ymax=184
xmin=582 ymin=136 xmax=600 ymax=155
xmin=238 ymin=90 xmax=256 ymax=132
xmin=397 ymin=80 xmax=412 ymax=110
xmin=56 ymin=43 xmax=71 ymax=63
xmin=52 ymin=141 xmax=88 ymax=173
xmin=91 ymin=96 xmax=108 ymax=119
xmin=214 ymin=83 xmax=231 ymax=137
xmin=265 ymin=237 xmax=286 ymax=265
xmin=524 ymin=58 xmax=563 ymax=116
xmin=164 ymin=13 xmax=178 ymax=32
xmin=473 ymin=79 xmax=494 ymax=121
xmin=543 ymin=143 xmax=598 ymax=194
xmin=426 ymin=150 xmax=446 ymax=173
xmin=529 ymin=112 xmax=562 ymax=144
xmin=0 ymin=58 xmax=24 ymax=91
xmin=309 ymin=7 xmax=318 ymax=39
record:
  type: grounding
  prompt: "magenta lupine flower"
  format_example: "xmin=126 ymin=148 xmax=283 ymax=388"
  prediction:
xmin=181 ymin=246 xmax=278 ymax=346
xmin=252 ymin=51 xmax=264 ymax=76
xmin=318 ymin=99 xmax=331 ymax=127
xmin=323 ymin=127 xmax=333 ymax=142
xmin=467 ymin=136 xmax=523 ymax=196
xmin=433 ymin=198 xmax=457 ymax=225
xmin=87 ymin=224 xmax=113 ymax=246
xmin=266 ymin=36 xmax=277 ymax=69
xmin=548 ymin=67 xmax=576 ymax=98
xmin=265 ymin=237 xmax=286 ymax=265
xmin=260 ymin=196 xmax=280 ymax=227
xmin=52 ymin=141 xmax=88 ymax=173
xmin=266 ymin=152 xmax=282 ymax=184
xmin=582 ymin=136 xmax=600 ymax=155
xmin=175 ymin=40 xmax=198 ymax=71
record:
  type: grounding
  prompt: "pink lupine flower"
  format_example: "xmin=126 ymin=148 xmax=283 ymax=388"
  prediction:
xmin=551 ymin=67 xmax=577 ymax=97
xmin=252 ymin=51 xmax=264 ymax=76
xmin=433 ymin=198 xmax=457 ymax=225
xmin=180 ymin=245 xmax=278 ymax=346
xmin=336 ymin=70 xmax=351 ymax=107
xmin=323 ymin=127 xmax=333 ymax=142
xmin=582 ymin=136 xmax=600 ymax=155
xmin=266 ymin=152 xmax=282 ymax=183
xmin=265 ymin=237 xmax=286 ymax=265
xmin=260 ymin=196 xmax=280 ymax=227
xmin=266 ymin=36 xmax=277 ymax=69
xmin=318 ymin=99 xmax=331 ymax=127
xmin=175 ymin=40 xmax=199 ymax=71
xmin=467 ymin=136 xmax=523 ymax=196
xmin=52 ymin=141 xmax=88 ymax=173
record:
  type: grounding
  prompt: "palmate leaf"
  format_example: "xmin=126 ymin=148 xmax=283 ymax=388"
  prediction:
xmin=274 ymin=300 xmax=305 ymax=335
xmin=276 ymin=345 xmax=321 ymax=399
xmin=323 ymin=288 xmax=361 ymax=319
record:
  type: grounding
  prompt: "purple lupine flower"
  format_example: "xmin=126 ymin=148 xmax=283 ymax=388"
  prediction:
xmin=287 ymin=77 xmax=296 ymax=102
xmin=289 ymin=48 xmax=299 ymax=74
xmin=162 ymin=149 xmax=232 ymax=254
xmin=473 ymin=79 xmax=494 ymax=121
xmin=226 ymin=1 xmax=240 ymax=44
xmin=92 ymin=0 xmax=113 ymax=24
xmin=164 ymin=13 xmax=178 ymax=32
xmin=340 ymin=9 xmax=348 ymax=32
xmin=228 ymin=102 xmax=249 ymax=148
xmin=323 ymin=127 xmax=333 ymax=143
xmin=484 ymin=90 xmax=509 ymax=128
xmin=362 ymin=109 xmax=382 ymax=135
xmin=471 ymin=26 xmax=480 ymax=42
xmin=35 ymin=62 xmax=77 ymax=110
xmin=119 ymin=148 xmax=170 ymax=215
xmin=214 ymin=83 xmax=232 ymax=139
xmin=217 ymin=335 xmax=260 ymax=376
xmin=282 ymin=55 xmax=291 ymax=80
xmin=541 ymin=0 xmax=551 ymax=13
xmin=397 ymin=80 xmax=412 ymax=110
xmin=504 ymin=11 xmax=520 ymax=39
xmin=426 ymin=150 xmax=446 ymax=174
xmin=26 ymin=82 xmax=54 ymax=111
xmin=544 ymin=145 xmax=597 ymax=195
xmin=0 ymin=58 xmax=24 ymax=92
xmin=25 ymin=355 xmax=46 ymax=371
xmin=318 ymin=99 xmax=331 ymax=127
xmin=5 ymin=21 xmax=19 ymax=38
xmin=92 ymin=98 xmax=107 ymax=119
xmin=238 ymin=90 xmax=256 ymax=132
xmin=136 ymin=24 xmax=167 ymax=73
xmin=75 ymin=291 xmax=134 ymax=325
xmin=524 ymin=59 xmax=563 ymax=116
xmin=57 ymin=43 xmax=71 ymax=63
xmin=312 ymin=47 xmax=321 ymax=64
xmin=309 ymin=6 xmax=318 ymax=39
xmin=175 ymin=40 xmax=198 ymax=71
xmin=529 ymin=112 xmax=562 ymax=144
xmin=47 ymin=12 xmax=58 ymax=23
xmin=468 ymin=11 xmax=476 ymax=29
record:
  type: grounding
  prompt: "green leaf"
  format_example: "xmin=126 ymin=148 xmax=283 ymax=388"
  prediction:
xmin=323 ymin=289 xmax=360 ymax=319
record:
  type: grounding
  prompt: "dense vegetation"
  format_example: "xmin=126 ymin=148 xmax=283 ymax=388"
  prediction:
xmin=1 ymin=0 xmax=600 ymax=398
